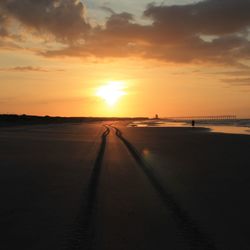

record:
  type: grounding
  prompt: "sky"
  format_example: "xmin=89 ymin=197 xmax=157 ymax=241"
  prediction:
xmin=0 ymin=0 xmax=250 ymax=118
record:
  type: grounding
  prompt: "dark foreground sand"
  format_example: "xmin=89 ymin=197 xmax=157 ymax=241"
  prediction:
xmin=119 ymin=125 xmax=250 ymax=250
xmin=0 ymin=123 xmax=249 ymax=250
xmin=0 ymin=123 xmax=103 ymax=250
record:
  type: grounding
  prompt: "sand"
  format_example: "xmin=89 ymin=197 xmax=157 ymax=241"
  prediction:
xmin=0 ymin=123 xmax=103 ymax=250
xmin=119 ymin=125 xmax=250 ymax=250
xmin=0 ymin=123 xmax=249 ymax=250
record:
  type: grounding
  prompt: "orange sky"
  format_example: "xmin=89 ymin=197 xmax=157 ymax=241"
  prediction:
xmin=0 ymin=0 xmax=250 ymax=118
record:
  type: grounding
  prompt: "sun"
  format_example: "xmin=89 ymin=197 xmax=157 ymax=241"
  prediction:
xmin=96 ymin=81 xmax=126 ymax=106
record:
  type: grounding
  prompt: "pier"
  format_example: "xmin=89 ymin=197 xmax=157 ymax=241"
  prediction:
xmin=165 ymin=115 xmax=237 ymax=121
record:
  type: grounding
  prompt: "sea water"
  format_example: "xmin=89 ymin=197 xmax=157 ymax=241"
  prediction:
xmin=129 ymin=119 xmax=250 ymax=135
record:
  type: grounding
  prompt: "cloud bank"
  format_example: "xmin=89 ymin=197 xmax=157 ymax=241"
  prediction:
xmin=0 ymin=0 xmax=90 ymax=41
xmin=0 ymin=0 xmax=250 ymax=65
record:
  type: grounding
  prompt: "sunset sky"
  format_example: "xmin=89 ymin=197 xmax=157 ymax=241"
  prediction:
xmin=0 ymin=0 xmax=250 ymax=117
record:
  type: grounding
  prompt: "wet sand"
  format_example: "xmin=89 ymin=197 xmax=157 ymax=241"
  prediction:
xmin=0 ymin=123 xmax=250 ymax=249
xmin=119 ymin=125 xmax=250 ymax=250
xmin=0 ymin=123 xmax=103 ymax=250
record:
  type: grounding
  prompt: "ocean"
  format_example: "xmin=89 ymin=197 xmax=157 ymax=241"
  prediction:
xmin=129 ymin=119 xmax=250 ymax=135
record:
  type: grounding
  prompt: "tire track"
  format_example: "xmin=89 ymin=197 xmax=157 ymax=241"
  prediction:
xmin=111 ymin=125 xmax=216 ymax=250
xmin=63 ymin=125 xmax=110 ymax=250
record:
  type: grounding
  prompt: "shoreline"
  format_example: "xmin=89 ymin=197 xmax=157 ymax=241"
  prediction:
xmin=128 ymin=121 xmax=250 ymax=136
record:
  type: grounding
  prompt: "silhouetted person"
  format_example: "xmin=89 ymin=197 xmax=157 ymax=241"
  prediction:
xmin=192 ymin=120 xmax=195 ymax=127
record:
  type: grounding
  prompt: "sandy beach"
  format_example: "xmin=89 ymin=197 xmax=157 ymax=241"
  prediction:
xmin=120 ymin=125 xmax=250 ymax=250
xmin=0 ymin=123 xmax=250 ymax=250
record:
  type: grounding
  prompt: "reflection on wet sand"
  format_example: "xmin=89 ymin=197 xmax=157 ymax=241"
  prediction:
xmin=129 ymin=120 xmax=250 ymax=135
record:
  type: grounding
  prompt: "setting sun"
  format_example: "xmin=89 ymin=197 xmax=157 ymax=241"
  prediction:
xmin=96 ymin=81 xmax=126 ymax=106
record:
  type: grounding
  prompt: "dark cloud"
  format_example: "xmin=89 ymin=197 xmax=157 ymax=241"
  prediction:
xmin=0 ymin=0 xmax=90 ymax=41
xmin=1 ymin=0 xmax=250 ymax=66
xmin=0 ymin=27 xmax=8 ymax=37
xmin=144 ymin=0 xmax=250 ymax=40
xmin=58 ymin=0 xmax=250 ymax=65
xmin=0 ymin=12 xmax=8 ymax=37
xmin=92 ymin=12 xmax=149 ymax=47
xmin=127 ymin=35 xmax=249 ymax=65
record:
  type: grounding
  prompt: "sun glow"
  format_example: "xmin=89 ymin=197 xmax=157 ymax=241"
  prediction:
xmin=96 ymin=81 xmax=126 ymax=106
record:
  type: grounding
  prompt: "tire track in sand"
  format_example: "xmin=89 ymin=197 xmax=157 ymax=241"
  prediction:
xmin=63 ymin=125 xmax=110 ymax=250
xmin=112 ymin=125 xmax=216 ymax=250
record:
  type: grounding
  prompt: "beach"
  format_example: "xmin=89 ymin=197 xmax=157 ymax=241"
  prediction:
xmin=0 ymin=122 xmax=250 ymax=250
xmin=119 ymin=125 xmax=250 ymax=249
xmin=0 ymin=123 xmax=102 ymax=250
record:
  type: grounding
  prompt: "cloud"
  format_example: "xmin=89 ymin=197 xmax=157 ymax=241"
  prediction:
xmin=42 ymin=0 xmax=250 ymax=65
xmin=0 ymin=39 xmax=22 ymax=51
xmin=144 ymin=0 xmax=250 ymax=40
xmin=209 ymin=69 xmax=250 ymax=77
xmin=222 ymin=78 xmax=250 ymax=86
xmin=100 ymin=6 xmax=115 ymax=15
xmin=1 ymin=0 xmax=250 ymax=66
xmin=0 ymin=11 xmax=8 ymax=37
xmin=0 ymin=66 xmax=64 ymax=72
xmin=146 ymin=35 xmax=250 ymax=65
xmin=0 ymin=0 xmax=90 ymax=42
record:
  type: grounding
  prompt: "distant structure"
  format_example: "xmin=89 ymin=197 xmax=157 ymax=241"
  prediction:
xmin=155 ymin=114 xmax=159 ymax=119
xmin=166 ymin=115 xmax=236 ymax=121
